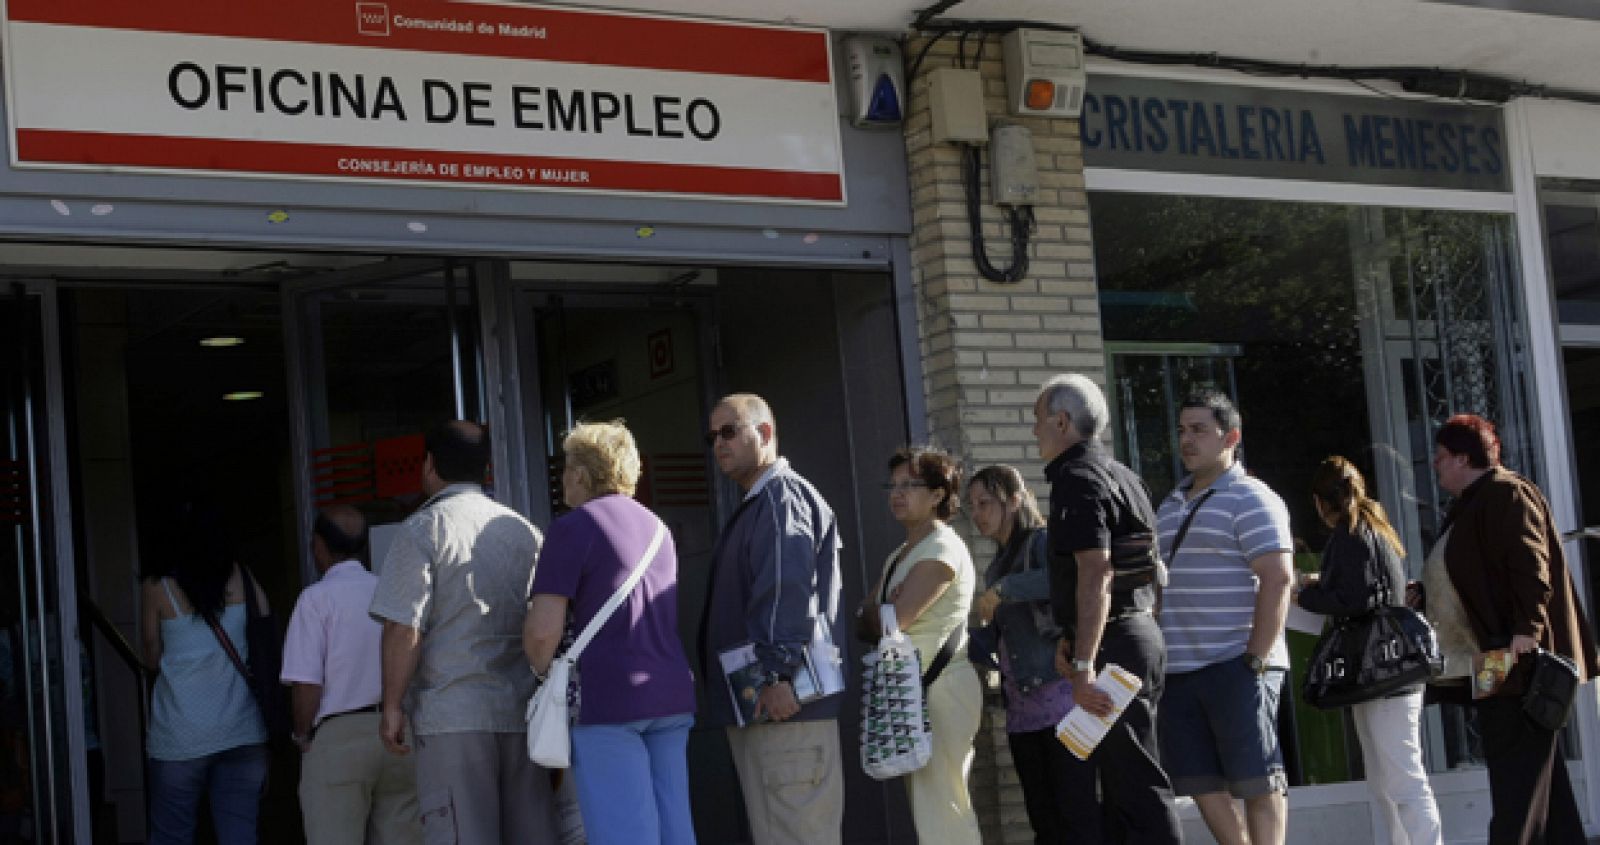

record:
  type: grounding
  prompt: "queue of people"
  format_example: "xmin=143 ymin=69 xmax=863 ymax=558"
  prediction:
xmin=136 ymin=380 xmax=1598 ymax=845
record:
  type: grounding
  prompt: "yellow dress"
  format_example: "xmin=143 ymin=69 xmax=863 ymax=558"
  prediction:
xmin=882 ymin=522 xmax=983 ymax=845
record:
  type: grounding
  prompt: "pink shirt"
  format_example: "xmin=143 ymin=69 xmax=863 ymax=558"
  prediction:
xmin=280 ymin=560 xmax=383 ymax=724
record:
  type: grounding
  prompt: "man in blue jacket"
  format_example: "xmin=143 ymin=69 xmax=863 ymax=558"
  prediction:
xmin=699 ymin=392 xmax=845 ymax=845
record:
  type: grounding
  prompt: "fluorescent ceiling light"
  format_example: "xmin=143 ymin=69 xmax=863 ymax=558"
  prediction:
xmin=222 ymin=391 xmax=263 ymax=401
xmin=200 ymin=336 xmax=245 ymax=347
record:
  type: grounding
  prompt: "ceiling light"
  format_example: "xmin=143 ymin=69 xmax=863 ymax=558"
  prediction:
xmin=222 ymin=391 xmax=263 ymax=401
xmin=200 ymin=336 xmax=245 ymax=347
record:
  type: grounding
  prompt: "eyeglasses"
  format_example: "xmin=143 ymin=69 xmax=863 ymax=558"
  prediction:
xmin=882 ymin=481 xmax=930 ymax=494
xmin=703 ymin=422 xmax=750 ymax=447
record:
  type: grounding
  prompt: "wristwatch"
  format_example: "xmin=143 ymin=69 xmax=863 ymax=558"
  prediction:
xmin=1245 ymin=653 xmax=1267 ymax=675
xmin=1070 ymin=658 xmax=1095 ymax=675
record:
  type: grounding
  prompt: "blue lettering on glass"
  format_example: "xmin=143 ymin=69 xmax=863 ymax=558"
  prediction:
xmin=1417 ymin=120 xmax=1437 ymax=172
xmin=1237 ymin=105 xmax=1261 ymax=160
xmin=1343 ymin=115 xmax=1376 ymax=167
xmin=1438 ymin=123 xmax=1461 ymax=172
xmin=1190 ymin=100 xmax=1218 ymax=156
xmin=1168 ymin=100 xmax=1192 ymax=154
xmin=1393 ymin=119 xmax=1417 ymax=169
xmin=1460 ymin=125 xmax=1481 ymax=174
xmin=1481 ymin=127 xmax=1504 ymax=174
xmin=1261 ymin=108 xmax=1285 ymax=161
xmin=1213 ymin=103 xmax=1241 ymax=159
xmin=1374 ymin=116 xmax=1396 ymax=169
xmin=1130 ymin=96 xmax=1145 ymax=152
xmin=1106 ymin=95 xmax=1132 ymax=150
xmin=1081 ymin=94 xmax=1103 ymax=148
xmin=1299 ymin=111 xmax=1325 ymax=164
xmin=1144 ymin=99 xmax=1169 ymax=152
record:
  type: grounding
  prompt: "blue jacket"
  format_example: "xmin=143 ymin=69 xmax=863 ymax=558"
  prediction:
xmin=700 ymin=458 xmax=844 ymax=726
xmin=969 ymin=526 xmax=1063 ymax=694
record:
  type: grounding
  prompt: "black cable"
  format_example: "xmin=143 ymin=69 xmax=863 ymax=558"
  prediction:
xmin=905 ymin=31 xmax=950 ymax=84
xmin=912 ymin=0 xmax=968 ymax=30
xmin=956 ymin=29 xmax=970 ymax=69
xmin=962 ymin=145 xmax=1031 ymax=284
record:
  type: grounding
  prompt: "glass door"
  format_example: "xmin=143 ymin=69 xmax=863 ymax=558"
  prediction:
xmin=284 ymin=259 xmax=484 ymax=580
xmin=1106 ymin=342 xmax=1241 ymax=501
xmin=2 ymin=282 xmax=87 ymax=843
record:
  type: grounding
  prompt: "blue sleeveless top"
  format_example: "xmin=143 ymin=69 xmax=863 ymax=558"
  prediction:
xmin=147 ymin=579 xmax=266 ymax=761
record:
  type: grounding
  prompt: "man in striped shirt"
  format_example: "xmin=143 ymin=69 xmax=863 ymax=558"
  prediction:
xmin=1154 ymin=390 xmax=1295 ymax=845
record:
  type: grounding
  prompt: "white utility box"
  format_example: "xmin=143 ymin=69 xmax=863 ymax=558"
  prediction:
xmin=928 ymin=67 xmax=988 ymax=145
xmin=1003 ymin=28 xmax=1086 ymax=118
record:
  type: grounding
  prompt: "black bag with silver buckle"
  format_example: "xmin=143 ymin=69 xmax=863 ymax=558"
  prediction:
xmin=1302 ymin=574 xmax=1443 ymax=709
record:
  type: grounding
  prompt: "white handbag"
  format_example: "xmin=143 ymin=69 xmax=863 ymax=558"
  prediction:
xmin=859 ymin=604 xmax=934 ymax=780
xmin=527 ymin=519 xmax=668 ymax=768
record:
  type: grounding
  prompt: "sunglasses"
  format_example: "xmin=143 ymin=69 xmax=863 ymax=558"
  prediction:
xmin=704 ymin=422 xmax=751 ymax=447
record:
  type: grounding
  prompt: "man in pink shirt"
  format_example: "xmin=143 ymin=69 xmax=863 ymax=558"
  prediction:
xmin=281 ymin=505 xmax=420 ymax=845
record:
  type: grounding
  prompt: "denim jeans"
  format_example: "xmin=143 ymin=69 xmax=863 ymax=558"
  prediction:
xmin=570 ymin=713 xmax=696 ymax=845
xmin=147 ymin=744 xmax=269 ymax=844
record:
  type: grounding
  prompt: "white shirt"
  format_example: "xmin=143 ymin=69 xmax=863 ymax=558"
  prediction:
xmin=280 ymin=560 xmax=383 ymax=725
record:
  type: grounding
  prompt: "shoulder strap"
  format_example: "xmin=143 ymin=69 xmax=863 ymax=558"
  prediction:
xmin=159 ymin=578 xmax=182 ymax=616
xmin=564 ymin=520 xmax=668 ymax=662
xmin=921 ymin=626 xmax=962 ymax=690
xmin=1168 ymin=488 xmax=1218 ymax=560
xmin=204 ymin=609 xmax=252 ymax=685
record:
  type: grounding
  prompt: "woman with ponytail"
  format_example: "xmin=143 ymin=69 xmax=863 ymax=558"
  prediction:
xmin=1295 ymin=456 xmax=1441 ymax=845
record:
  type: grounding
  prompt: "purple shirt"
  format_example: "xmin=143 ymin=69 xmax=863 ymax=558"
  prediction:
xmin=280 ymin=560 xmax=383 ymax=724
xmin=998 ymin=636 xmax=1074 ymax=733
xmin=530 ymin=494 xmax=696 ymax=725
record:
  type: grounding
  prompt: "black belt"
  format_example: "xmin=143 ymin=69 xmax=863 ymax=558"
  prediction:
xmin=312 ymin=702 xmax=381 ymax=737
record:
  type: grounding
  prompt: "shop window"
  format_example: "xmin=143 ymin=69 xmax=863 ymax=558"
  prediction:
xmin=1092 ymin=192 xmax=1543 ymax=781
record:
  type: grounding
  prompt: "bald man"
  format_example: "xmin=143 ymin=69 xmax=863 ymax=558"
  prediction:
xmin=281 ymin=506 xmax=420 ymax=845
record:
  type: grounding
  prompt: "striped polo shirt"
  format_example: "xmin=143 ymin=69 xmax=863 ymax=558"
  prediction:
xmin=1156 ymin=462 xmax=1293 ymax=675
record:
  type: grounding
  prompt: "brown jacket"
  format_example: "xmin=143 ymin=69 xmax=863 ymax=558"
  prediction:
xmin=1442 ymin=467 xmax=1598 ymax=697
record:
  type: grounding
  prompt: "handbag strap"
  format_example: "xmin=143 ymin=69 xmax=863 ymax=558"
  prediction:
xmin=563 ymin=520 xmax=668 ymax=663
xmin=203 ymin=601 xmax=253 ymax=685
xmin=1168 ymin=488 xmax=1218 ymax=560
xmin=921 ymin=627 xmax=962 ymax=690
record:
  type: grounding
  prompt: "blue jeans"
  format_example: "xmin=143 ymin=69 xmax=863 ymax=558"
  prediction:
xmin=570 ymin=714 xmax=696 ymax=845
xmin=1159 ymin=656 xmax=1287 ymax=799
xmin=147 ymin=744 xmax=269 ymax=844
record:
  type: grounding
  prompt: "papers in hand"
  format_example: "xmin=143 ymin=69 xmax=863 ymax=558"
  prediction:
xmin=719 ymin=639 xmax=844 ymax=727
xmin=1055 ymin=663 xmax=1142 ymax=761
xmin=1286 ymin=603 xmax=1326 ymax=635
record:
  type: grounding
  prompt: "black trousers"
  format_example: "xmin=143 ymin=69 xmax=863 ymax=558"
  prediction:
xmin=1058 ymin=613 xmax=1183 ymax=845
xmin=1009 ymin=726 xmax=1091 ymax=844
xmin=1478 ymin=695 xmax=1585 ymax=845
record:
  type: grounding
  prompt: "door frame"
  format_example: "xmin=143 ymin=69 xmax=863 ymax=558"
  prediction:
xmin=6 ymin=279 xmax=90 ymax=841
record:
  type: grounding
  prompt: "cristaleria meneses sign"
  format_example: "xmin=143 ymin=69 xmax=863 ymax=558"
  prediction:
xmin=1081 ymin=75 xmax=1510 ymax=193
xmin=0 ymin=0 xmax=846 ymax=204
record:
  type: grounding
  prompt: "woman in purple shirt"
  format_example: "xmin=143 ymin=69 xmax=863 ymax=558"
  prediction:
xmin=524 ymin=421 xmax=697 ymax=845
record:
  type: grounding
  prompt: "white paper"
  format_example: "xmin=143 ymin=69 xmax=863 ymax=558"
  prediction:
xmin=1055 ymin=663 xmax=1142 ymax=761
xmin=1286 ymin=603 xmax=1326 ymax=635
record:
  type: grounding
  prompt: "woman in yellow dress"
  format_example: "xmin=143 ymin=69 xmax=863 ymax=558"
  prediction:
xmin=868 ymin=446 xmax=982 ymax=844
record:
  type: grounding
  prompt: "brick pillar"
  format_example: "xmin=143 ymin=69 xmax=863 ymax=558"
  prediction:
xmin=901 ymin=35 xmax=1105 ymax=845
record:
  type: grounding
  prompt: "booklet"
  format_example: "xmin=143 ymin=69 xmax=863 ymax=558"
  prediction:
xmin=1473 ymin=648 xmax=1516 ymax=699
xmin=719 ymin=625 xmax=847 ymax=727
xmin=1055 ymin=663 xmax=1142 ymax=761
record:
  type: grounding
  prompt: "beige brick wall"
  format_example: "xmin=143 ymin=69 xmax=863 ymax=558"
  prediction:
xmin=902 ymin=35 xmax=1105 ymax=844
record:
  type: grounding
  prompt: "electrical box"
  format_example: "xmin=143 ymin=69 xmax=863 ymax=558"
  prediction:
xmin=844 ymin=36 xmax=905 ymax=128
xmin=990 ymin=124 xmax=1040 ymax=206
xmin=1003 ymin=28 xmax=1086 ymax=117
xmin=928 ymin=67 xmax=988 ymax=145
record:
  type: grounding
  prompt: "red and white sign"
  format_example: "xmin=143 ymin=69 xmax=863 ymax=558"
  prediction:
xmin=0 ymin=0 xmax=845 ymax=204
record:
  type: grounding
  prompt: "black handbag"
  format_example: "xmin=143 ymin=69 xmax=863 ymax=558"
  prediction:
xmin=1302 ymin=577 xmax=1443 ymax=709
xmin=1522 ymin=649 xmax=1580 ymax=732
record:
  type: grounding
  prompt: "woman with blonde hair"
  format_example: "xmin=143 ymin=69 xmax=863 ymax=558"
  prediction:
xmin=1295 ymin=456 xmax=1440 ymax=844
xmin=525 ymin=421 xmax=696 ymax=845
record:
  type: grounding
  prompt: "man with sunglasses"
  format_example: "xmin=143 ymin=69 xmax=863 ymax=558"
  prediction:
xmin=698 ymin=393 xmax=846 ymax=845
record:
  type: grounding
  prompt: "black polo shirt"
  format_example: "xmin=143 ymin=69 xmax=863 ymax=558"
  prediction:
xmin=1045 ymin=440 xmax=1160 ymax=637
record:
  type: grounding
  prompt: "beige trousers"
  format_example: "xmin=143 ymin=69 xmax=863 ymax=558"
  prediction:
xmin=725 ymin=719 xmax=844 ymax=845
xmin=299 ymin=712 xmax=421 ymax=845
xmin=907 ymin=661 xmax=983 ymax=845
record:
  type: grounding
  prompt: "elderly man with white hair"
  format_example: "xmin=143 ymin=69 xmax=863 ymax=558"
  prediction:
xmin=1032 ymin=373 xmax=1181 ymax=844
